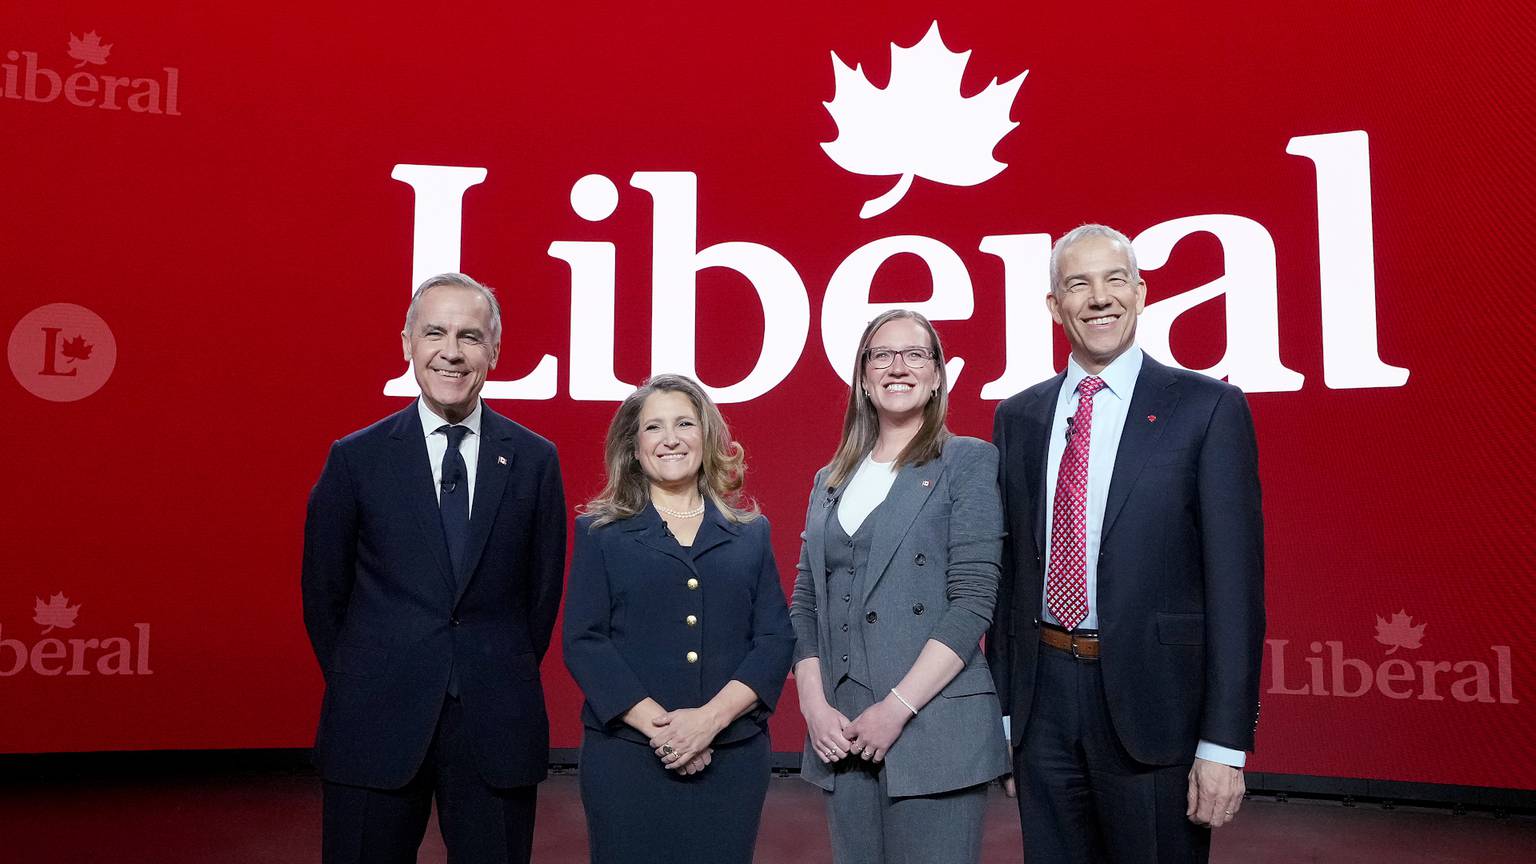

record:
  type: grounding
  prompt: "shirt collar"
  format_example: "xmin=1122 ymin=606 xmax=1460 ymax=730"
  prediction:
xmin=1064 ymin=345 xmax=1143 ymax=401
xmin=417 ymin=398 xmax=483 ymax=438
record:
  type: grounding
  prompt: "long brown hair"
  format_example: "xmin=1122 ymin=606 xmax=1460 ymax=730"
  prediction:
xmin=580 ymin=374 xmax=759 ymax=527
xmin=825 ymin=309 xmax=953 ymax=489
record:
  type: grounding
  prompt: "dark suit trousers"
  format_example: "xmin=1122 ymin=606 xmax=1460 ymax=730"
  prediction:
xmin=1017 ymin=647 xmax=1210 ymax=864
xmin=322 ymin=694 xmax=537 ymax=864
xmin=825 ymin=677 xmax=989 ymax=864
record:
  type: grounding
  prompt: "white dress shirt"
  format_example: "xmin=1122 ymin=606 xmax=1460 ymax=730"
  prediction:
xmin=837 ymin=454 xmax=899 ymax=535
xmin=1027 ymin=346 xmax=1245 ymax=768
xmin=417 ymin=398 xmax=483 ymax=519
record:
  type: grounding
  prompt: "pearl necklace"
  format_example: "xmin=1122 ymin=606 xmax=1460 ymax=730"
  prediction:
xmin=653 ymin=500 xmax=705 ymax=519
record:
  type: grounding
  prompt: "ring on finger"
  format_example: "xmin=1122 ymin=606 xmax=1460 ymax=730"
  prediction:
xmin=660 ymin=744 xmax=675 ymax=757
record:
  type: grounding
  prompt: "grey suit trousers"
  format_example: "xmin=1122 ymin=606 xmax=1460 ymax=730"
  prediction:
xmin=824 ymin=677 xmax=989 ymax=864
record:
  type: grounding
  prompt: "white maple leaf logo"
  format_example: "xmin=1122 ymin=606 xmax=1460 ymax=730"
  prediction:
xmin=822 ymin=21 xmax=1027 ymax=219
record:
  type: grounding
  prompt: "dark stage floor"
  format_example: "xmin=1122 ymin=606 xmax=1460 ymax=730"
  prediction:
xmin=1 ymin=763 xmax=1532 ymax=863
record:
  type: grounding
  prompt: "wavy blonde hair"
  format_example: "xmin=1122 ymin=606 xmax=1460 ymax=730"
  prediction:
xmin=825 ymin=309 xmax=953 ymax=489
xmin=580 ymin=374 xmax=759 ymax=527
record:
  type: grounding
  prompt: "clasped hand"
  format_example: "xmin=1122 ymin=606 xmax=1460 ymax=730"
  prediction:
xmin=648 ymin=706 xmax=724 ymax=775
xmin=803 ymin=699 xmax=853 ymax=763
xmin=841 ymin=696 xmax=912 ymax=763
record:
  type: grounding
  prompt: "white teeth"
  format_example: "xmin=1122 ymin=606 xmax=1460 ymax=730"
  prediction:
xmin=885 ymin=383 xmax=912 ymax=392
xmin=1086 ymin=316 xmax=1117 ymax=326
xmin=659 ymin=453 xmax=687 ymax=460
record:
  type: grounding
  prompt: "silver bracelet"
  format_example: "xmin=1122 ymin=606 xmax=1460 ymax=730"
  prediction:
xmin=890 ymin=687 xmax=919 ymax=716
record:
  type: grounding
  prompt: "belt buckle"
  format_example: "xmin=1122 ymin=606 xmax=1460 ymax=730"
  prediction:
xmin=1066 ymin=631 xmax=1096 ymax=660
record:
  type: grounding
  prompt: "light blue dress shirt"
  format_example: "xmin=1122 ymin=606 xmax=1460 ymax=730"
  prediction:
xmin=1041 ymin=347 xmax=1143 ymax=633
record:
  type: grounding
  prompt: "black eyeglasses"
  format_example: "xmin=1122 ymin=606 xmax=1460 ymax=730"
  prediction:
xmin=863 ymin=347 xmax=935 ymax=369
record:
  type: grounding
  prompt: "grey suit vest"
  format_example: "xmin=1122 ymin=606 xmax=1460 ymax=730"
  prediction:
xmin=824 ymin=500 xmax=883 ymax=689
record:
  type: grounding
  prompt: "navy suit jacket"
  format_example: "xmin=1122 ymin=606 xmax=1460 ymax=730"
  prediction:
xmin=302 ymin=403 xmax=566 ymax=789
xmin=563 ymin=502 xmax=795 ymax=746
xmin=987 ymin=356 xmax=1265 ymax=765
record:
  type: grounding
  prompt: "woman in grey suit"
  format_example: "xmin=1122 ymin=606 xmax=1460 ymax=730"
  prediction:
xmin=790 ymin=309 xmax=1009 ymax=864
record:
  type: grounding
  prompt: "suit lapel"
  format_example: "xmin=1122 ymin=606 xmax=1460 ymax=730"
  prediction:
xmin=388 ymin=406 xmax=457 ymax=596
xmin=689 ymin=503 xmax=741 ymax=559
xmin=1029 ymin=373 xmax=1068 ymax=556
xmin=861 ymin=458 xmax=943 ymax=605
xmin=810 ymin=473 xmax=847 ymax=601
xmin=623 ymin=503 xmax=705 ymax=572
xmin=454 ymin=407 xmax=515 ymax=604
xmin=1101 ymin=358 xmax=1181 ymax=541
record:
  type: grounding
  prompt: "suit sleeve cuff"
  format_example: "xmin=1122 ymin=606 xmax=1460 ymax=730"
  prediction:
xmin=929 ymin=607 xmax=989 ymax=663
xmin=730 ymin=646 xmax=795 ymax=714
xmin=1196 ymin=740 xmax=1247 ymax=768
xmin=589 ymin=682 xmax=651 ymax=728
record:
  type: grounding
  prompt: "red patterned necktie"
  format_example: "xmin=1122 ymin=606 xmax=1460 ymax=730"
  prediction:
xmin=1046 ymin=376 xmax=1105 ymax=631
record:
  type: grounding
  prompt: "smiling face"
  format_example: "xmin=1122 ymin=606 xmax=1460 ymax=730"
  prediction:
xmin=861 ymin=317 xmax=940 ymax=425
xmin=634 ymin=390 xmax=704 ymax=490
xmin=401 ymin=284 xmax=500 ymax=424
xmin=1047 ymin=234 xmax=1147 ymax=374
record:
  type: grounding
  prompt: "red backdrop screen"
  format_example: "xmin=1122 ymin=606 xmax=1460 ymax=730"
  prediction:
xmin=4 ymin=1 xmax=1534 ymax=791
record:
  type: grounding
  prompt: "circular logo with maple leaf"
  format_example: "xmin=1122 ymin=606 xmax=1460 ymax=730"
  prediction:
xmin=7 ymin=303 xmax=118 ymax=402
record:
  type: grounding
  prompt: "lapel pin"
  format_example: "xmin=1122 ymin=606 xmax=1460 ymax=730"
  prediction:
xmin=497 ymin=455 xmax=508 ymax=465
xmin=921 ymin=480 xmax=931 ymax=487
xmin=1147 ymin=414 xmax=1157 ymax=423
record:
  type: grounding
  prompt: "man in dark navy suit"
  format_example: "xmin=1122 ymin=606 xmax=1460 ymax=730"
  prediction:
xmin=988 ymin=225 xmax=1265 ymax=863
xmin=303 ymin=272 xmax=566 ymax=864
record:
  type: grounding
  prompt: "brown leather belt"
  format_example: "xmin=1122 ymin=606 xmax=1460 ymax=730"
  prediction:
xmin=1039 ymin=625 xmax=1101 ymax=659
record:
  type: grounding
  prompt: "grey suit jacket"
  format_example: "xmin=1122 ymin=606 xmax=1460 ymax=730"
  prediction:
xmin=789 ymin=436 xmax=1010 ymax=797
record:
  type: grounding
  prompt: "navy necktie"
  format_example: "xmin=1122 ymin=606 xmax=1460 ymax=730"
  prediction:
xmin=437 ymin=424 xmax=471 ymax=580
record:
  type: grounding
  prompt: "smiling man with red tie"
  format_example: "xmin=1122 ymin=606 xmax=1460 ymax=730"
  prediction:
xmin=987 ymin=225 xmax=1266 ymax=863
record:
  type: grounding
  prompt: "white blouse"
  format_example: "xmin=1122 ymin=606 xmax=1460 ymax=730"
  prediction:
xmin=836 ymin=453 xmax=899 ymax=535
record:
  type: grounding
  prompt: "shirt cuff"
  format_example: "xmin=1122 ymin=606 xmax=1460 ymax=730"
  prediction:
xmin=1002 ymin=715 xmax=1011 ymax=741
xmin=1195 ymin=740 xmax=1247 ymax=768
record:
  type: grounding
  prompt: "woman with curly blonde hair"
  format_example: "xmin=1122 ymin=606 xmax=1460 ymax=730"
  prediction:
xmin=564 ymin=374 xmax=795 ymax=864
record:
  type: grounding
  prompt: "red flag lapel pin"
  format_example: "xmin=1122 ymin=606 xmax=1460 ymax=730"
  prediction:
xmin=1147 ymin=414 xmax=1157 ymax=423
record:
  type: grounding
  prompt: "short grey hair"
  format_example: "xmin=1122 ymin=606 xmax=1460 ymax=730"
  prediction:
xmin=403 ymin=272 xmax=502 ymax=345
xmin=1049 ymin=224 xmax=1139 ymax=293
